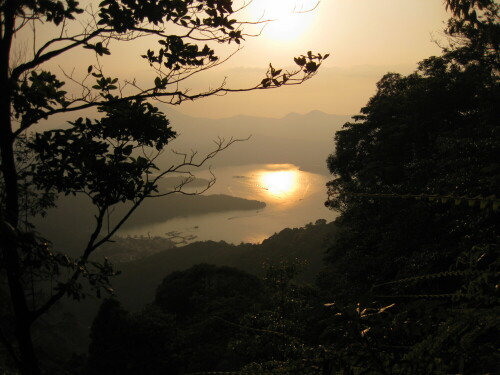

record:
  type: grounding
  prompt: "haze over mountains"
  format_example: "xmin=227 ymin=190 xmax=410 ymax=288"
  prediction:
xmin=156 ymin=109 xmax=350 ymax=174
xmin=35 ymin=109 xmax=348 ymax=255
xmin=33 ymin=110 xmax=348 ymax=347
xmin=42 ymin=108 xmax=351 ymax=174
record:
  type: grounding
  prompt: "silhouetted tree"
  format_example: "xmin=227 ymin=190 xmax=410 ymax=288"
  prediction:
xmin=320 ymin=1 xmax=499 ymax=373
xmin=0 ymin=1 xmax=328 ymax=373
xmin=323 ymin=0 xmax=498 ymax=298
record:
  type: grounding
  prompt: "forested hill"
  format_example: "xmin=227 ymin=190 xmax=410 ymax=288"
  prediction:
xmin=112 ymin=219 xmax=337 ymax=311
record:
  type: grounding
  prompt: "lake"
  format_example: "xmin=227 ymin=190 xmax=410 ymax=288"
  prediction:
xmin=120 ymin=163 xmax=339 ymax=244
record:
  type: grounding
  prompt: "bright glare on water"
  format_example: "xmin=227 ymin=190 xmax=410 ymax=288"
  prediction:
xmin=260 ymin=170 xmax=298 ymax=197
xmin=206 ymin=164 xmax=315 ymax=210
xmin=121 ymin=164 xmax=337 ymax=244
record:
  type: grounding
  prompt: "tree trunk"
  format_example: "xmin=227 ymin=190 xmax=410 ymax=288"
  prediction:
xmin=0 ymin=4 xmax=41 ymax=373
xmin=0 ymin=84 xmax=41 ymax=375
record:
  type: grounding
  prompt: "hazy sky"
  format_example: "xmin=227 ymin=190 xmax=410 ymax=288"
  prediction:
xmin=175 ymin=0 xmax=450 ymax=118
xmin=18 ymin=0 xmax=451 ymax=119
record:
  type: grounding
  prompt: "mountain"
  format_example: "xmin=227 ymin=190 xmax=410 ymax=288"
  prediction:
xmin=55 ymin=219 xmax=338 ymax=354
xmin=154 ymin=109 xmax=351 ymax=174
xmin=38 ymin=109 xmax=350 ymax=174
xmin=111 ymin=219 xmax=338 ymax=311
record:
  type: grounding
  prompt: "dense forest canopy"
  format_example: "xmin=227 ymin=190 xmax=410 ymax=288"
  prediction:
xmin=319 ymin=0 xmax=499 ymax=372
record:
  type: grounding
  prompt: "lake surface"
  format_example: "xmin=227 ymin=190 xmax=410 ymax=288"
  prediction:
xmin=120 ymin=164 xmax=338 ymax=244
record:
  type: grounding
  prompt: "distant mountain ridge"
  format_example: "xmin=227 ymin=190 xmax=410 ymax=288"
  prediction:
xmin=163 ymin=108 xmax=349 ymax=141
xmin=39 ymin=108 xmax=351 ymax=174
xmin=156 ymin=108 xmax=351 ymax=174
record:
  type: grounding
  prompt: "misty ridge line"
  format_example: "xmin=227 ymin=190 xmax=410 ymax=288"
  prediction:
xmin=35 ymin=108 xmax=350 ymax=177
xmin=150 ymin=109 xmax=351 ymax=175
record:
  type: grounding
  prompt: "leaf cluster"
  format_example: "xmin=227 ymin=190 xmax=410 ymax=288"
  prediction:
xmin=12 ymin=0 xmax=83 ymax=25
xmin=97 ymin=0 xmax=238 ymax=35
xmin=260 ymin=52 xmax=329 ymax=88
xmin=28 ymin=100 xmax=174 ymax=207
xmin=143 ymin=36 xmax=217 ymax=71
xmin=12 ymin=71 xmax=68 ymax=128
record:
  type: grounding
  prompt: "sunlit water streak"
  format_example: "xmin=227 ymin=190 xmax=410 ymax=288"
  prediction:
xmin=260 ymin=170 xmax=298 ymax=197
xmin=120 ymin=164 xmax=338 ymax=244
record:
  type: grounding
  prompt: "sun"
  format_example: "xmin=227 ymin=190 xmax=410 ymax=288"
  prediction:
xmin=249 ymin=0 xmax=317 ymax=42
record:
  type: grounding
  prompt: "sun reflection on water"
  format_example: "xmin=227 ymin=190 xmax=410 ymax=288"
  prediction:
xmin=255 ymin=166 xmax=305 ymax=205
xmin=119 ymin=163 xmax=339 ymax=244
xmin=260 ymin=170 xmax=298 ymax=197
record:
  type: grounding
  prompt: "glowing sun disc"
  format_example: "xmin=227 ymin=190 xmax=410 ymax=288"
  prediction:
xmin=250 ymin=0 xmax=316 ymax=41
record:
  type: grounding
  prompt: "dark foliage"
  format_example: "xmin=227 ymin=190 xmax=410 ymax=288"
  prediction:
xmin=155 ymin=264 xmax=264 ymax=319
xmin=319 ymin=1 xmax=499 ymax=373
xmin=113 ymin=219 xmax=337 ymax=311
xmin=154 ymin=264 xmax=265 ymax=372
xmin=86 ymin=299 xmax=180 ymax=375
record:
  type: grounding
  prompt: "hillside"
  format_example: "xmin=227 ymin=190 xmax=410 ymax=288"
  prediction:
xmin=112 ymin=219 xmax=337 ymax=311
